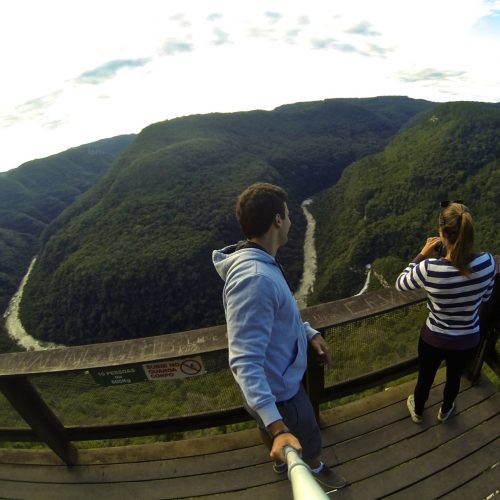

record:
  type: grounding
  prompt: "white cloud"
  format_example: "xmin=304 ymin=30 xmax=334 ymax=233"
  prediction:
xmin=398 ymin=68 xmax=467 ymax=83
xmin=345 ymin=21 xmax=381 ymax=37
xmin=1 ymin=0 xmax=499 ymax=172
xmin=76 ymin=59 xmax=152 ymax=84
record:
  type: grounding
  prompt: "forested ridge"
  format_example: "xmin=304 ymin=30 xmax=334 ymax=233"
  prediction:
xmin=19 ymin=96 xmax=434 ymax=345
xmin=0 ymin=134 xmax=135 ymax=347
xmin=310 ymin=101 xmax=500 ymax=304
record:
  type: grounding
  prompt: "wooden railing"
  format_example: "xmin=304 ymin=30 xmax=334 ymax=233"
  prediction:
xmin=0 ymin=277 xmax=498 ymax=466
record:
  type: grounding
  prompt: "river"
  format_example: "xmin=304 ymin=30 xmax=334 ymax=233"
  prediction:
xmin=355 ymin=264 xmax=372 ymax=296
xmin=3 ymin=198 xmax=342 ymax=349
xmin=294 ymin=199 xmax=317 ymax=309
xmin=2 ymin=257 xmax=62 ymax=350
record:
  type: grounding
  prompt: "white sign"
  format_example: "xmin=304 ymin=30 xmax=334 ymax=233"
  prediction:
xmin=143 ymin=356 xmax=206 ymax=380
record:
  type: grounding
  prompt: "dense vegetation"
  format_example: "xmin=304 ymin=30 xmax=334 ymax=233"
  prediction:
xmin=0 ymin=135 xmax=135 ymax=326
xmin=310 ymin=101 xmax=500 ymax=303
xmin=20 ymin=97 xmax=434 ymax=345
xmin=0 ymin=322 xmax=19 ymax=353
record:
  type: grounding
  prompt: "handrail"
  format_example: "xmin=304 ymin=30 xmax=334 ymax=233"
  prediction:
xmin=1 ymin=273 xmax=498 ymax=467
xmin=0 ymin=324 xmax=228 ymax=377
xmin=284 ymin=446 xmax=328 ymax=499
xmin=0 ymin=286 xmax=427 ymax=466
xmin=0 ymin=287 xmax=425 ymax=377
xmin=302 ymin=288 xmax=425 ymax=329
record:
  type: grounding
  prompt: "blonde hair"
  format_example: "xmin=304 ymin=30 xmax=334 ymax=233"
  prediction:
xmin=439 ymin=202 xmax=474 ymax=276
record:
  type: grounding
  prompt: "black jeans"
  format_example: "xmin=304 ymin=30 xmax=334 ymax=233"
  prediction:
xmin=413 ymin=337 xmax=476 ymax=415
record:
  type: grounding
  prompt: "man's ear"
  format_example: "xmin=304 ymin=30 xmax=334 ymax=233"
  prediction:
xmin=274 ymin=213 xmax=282 ymax=226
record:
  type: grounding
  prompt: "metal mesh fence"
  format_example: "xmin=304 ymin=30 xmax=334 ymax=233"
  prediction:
xmin=27 ymin=368 xmax=244 ymax=426
xmin=324 ymin=301 xmax=428 ymax=386
xmin=15 ymin=302 xmax=427 ymax=427
xmin=0 ymin=301 xmax=429 ymax=429
xmin=0 ymin=392 xmax=28 ymax=428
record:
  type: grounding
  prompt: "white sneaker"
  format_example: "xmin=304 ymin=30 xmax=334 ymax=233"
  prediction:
xmin=438 ymin=402 xmax=455 ymax=422
xmin=407 ymin=395 xmax=423 ymax=423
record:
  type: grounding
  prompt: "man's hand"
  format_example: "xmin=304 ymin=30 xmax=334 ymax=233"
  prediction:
xmin=310 ymin=333 xmax=332 ymax=367
xmin=270 ymin=432 xmax=302 ymax=463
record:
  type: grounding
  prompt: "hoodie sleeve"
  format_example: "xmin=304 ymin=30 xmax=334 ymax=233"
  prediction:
xmin=225 ymin=272 xmax=282 ymax=427
xmin=304 ymin=322 xmax=319 ymax=341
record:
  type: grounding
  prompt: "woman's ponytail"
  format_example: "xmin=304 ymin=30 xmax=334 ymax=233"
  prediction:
xmin=440 ymin=203 xmax=474 ymax=276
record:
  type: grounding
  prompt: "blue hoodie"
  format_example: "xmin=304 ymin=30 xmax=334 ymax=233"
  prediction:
xmin=212 ymin=244 xmax=318 ymax=427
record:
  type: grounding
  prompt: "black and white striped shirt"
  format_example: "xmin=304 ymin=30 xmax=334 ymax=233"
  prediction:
xmin=396 ymin=252 xmax=496 ymax=348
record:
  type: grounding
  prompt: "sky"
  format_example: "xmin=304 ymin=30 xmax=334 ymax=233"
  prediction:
xmin=1 ymin=0 xmax=499 ymax=173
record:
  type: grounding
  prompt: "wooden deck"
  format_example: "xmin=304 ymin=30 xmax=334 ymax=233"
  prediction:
xmin=0 ymin=371 xmax=498 ymax=500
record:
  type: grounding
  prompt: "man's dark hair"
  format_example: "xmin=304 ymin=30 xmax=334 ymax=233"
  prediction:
xmin=236 ymin=183 xmax=288 ymax=238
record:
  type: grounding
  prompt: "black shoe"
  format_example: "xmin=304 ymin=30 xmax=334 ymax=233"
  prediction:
xmin=312 ymin=464 xmax=347 ymax=490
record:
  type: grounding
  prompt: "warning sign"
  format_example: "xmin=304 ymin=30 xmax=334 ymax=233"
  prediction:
xmin=143 ymin=356 xmax=206 ymax=380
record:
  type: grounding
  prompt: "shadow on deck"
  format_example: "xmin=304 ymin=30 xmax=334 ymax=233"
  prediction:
xmin=0 ymin=370 xmax=498 ymax=500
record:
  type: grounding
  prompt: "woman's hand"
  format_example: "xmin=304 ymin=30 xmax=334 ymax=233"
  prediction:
xmin=421 ymin=236 xmax=442 ymax=258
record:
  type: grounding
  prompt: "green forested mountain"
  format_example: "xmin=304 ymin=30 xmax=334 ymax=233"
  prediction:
xmin=0 ymin=135 xmax=135 ymax=319
xmin=20 ymin=96 xmax=434 ymax=345
xmin=310 ymin=101 xmax=500 ymax=303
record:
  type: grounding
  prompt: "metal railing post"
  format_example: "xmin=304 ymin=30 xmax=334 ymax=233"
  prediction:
xmin=305 ymin=331 xmax=325 ymax=423
xmin=284 ymin=445 xmax=328 ymax=499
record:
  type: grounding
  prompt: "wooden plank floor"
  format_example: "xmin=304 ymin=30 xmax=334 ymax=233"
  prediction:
xmin=0 ymin=371 xmax=498 ymax=500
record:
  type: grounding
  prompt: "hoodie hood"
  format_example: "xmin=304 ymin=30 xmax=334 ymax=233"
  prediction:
xmin=212 ymin=245 xmax=276 ymax=282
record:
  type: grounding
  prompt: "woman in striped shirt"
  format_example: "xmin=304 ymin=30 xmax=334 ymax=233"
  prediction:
xmin=396 ymin=201 xmax=496 ymax=423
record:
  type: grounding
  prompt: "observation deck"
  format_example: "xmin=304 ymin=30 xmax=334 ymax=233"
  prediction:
xmin=1 ymin=277 xmax=498 ymax=499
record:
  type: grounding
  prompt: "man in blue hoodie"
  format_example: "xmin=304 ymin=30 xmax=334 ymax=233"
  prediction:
xmin=212 ymin=182 xmax=347 ymax=490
